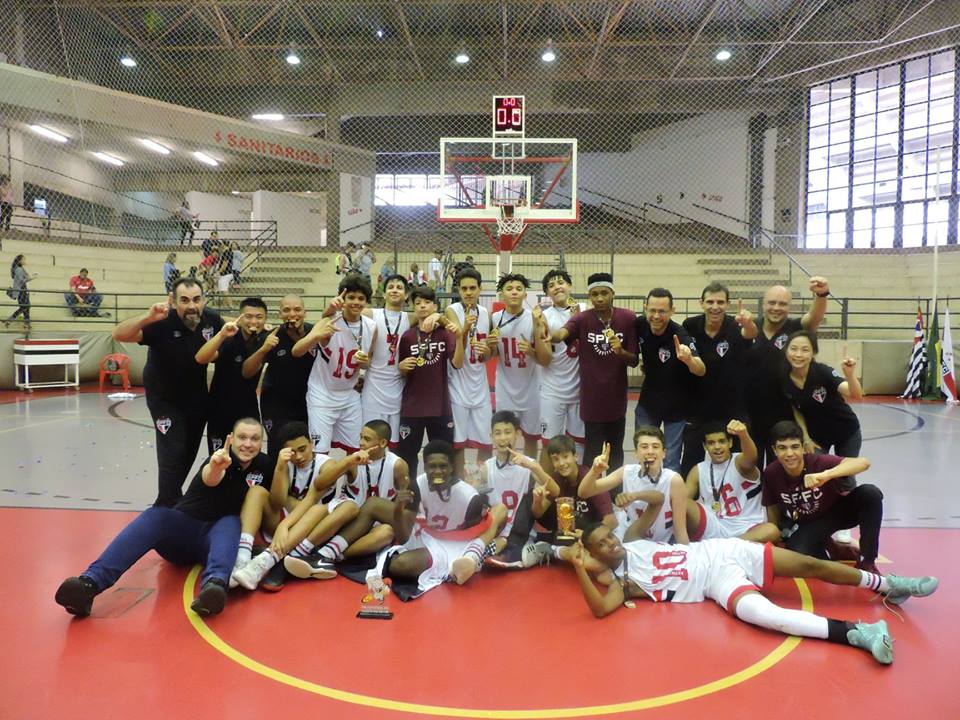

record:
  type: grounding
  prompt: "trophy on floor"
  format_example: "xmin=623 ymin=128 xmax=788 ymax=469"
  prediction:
xmin=556 ymin=496 xmax=578 ymax=545
xmin=357 ymin=575 xmax=394 ymax=620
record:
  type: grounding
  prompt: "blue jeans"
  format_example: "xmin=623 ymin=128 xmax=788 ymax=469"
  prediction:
xmin=83 ymin=506 xmax=240 ymax=591
xmin=65 ymin=292 xmax=102 ymax=316
xmin=633 ymin=405 xmax=686 ymax=473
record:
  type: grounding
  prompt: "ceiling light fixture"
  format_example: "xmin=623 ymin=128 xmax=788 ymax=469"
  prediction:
xmin=193 ymin=151 xmax=219 ymax=167
xmin=715 ymin=49 xmax=732 ymax=62
xmin=286 ymin=49 xmax=301 ymax=65
xmin=120 ymin=54 xmax=137 ymax=68
xmin=29 ymin=125 xmax=69 ymax=143
xmin=376 ymin=29 xmax=385 ymax=39
xmin=139 ymin=138 xmax=171 ymax=154
xmin=455 ymin=52 xmax=470 ymax=65
xmin=231 ymin=190 xmax=240 ymax=195
xmin=541 ymin=39 xmax=556 ymax=63
xmin=93 ymin=151 xmax=124 ymax=167
xmin=251 ymin=113 xmax=285 ymax=121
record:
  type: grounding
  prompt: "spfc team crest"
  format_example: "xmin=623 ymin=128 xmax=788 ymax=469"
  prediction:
xmin=716 ymin=340 xmax=730 ymax=357
xmin=812 ymin=387 xmax=827 ymax=403
xmin=245 ymin=472 xmax=264 ymax=487
xmin=774 ymin=334 xmax=788 ymax=349
xmin=277 ymin=349 xmax=287 ymax=357
xmin=399 ymin=424 xmax=411 ymax=440
xmin=202 ymin=326 xmax=215 ymax=341
xmin=155 ymin=417 xmax=172 ymax=434
xmin=659 ymin=347 xmax=671 ymax=363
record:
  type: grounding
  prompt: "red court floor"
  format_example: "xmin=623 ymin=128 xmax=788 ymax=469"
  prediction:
xmin=1 ymin=388 xmax=957 ymax=719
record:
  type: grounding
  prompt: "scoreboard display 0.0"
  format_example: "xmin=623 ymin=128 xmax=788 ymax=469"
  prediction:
xmin=492 ymin=95 xmax=525 ymax=136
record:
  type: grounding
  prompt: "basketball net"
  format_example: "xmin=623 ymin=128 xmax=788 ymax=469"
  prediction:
xmin=493 ymin=204 xmax=526 ymax=274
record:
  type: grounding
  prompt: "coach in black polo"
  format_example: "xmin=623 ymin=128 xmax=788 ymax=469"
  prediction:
xmin=113 ymin=277 xmax=223 ymax=506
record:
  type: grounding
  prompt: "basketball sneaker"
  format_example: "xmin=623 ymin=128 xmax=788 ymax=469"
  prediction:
xmin=260 ymin=562 xmax=288 ymax=593
xmin=521 ymin=541 xmax=553 ymax=568
xmin=883 ymin=574 xmax=939 ymax=605
xmin=55 ymin=575 xmax=99 ymax=617
xmin=191 ymin=578 xmax=227 ymax=617
xmin=232 ymin=551 xmax=277 ymax=590
xmin=284 ymin=551 xmax=337 ymax=580
xmin=847 ymin=620 xmax=893 ymax=664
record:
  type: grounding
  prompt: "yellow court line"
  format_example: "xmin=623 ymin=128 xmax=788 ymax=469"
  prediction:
xmin=183 ymin=566 xmax=813 ymax=718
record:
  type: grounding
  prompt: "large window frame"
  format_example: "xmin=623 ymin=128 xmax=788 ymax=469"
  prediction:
xmin=804 ymin=48 xmax=958 ymax=249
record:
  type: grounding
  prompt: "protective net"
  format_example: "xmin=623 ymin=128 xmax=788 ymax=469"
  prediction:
xmin=0 ymin=1 xmax=958 ymax=338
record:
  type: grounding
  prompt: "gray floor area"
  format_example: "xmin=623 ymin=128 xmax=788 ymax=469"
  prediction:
xmin=1 ymin=392 xmax=958 ymax=528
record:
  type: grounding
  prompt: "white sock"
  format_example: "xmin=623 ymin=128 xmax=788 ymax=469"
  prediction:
xmin=461 ymin=539 xmax=485 ymax=569
xmin=290 ymin=538 xmax=315 ymax=558
xmin=858 ymin=570 xmax=889 ymax=593
xmin=320 ymin=535 xmax=348 ymax=561
xmin=237 ymin=533 xmax=254 ymax=565
xmin=734 ymin=592 xmax=829 ymax=639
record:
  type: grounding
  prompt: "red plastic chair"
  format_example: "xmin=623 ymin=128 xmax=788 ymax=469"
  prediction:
xmin=99 ymin=353 xmax=131 ymax=392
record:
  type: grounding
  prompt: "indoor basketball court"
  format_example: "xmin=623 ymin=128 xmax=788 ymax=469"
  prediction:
xmin=2 ymin=2 xmax=960 ymax=718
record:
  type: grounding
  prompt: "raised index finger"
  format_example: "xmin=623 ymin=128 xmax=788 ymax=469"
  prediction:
xmin=738 ymin=298 xmax=744 ymax=313
xmin=674 ymin=334 xmax=681 ymax=350
xmin=223 ymin=433 xmax=233 ymax=450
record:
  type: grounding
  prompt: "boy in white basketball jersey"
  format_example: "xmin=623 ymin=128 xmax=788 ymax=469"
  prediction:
xmin=573 ymin=519 xmax=939 ymax=665
xmin=284 ymin=419 xmax=413 ymax=578
xmin=579 ymin=426 xmax=690 ymax=544
xmin=535 ymin=269 xmax=586 ymax=465
xmin=489 ymin=273 xmax=551 ymax=459
xmin=684 ymin=420 xmax=780 ymax=543
xmin=293 ymin=275 xmax=377 ymax=454
xmin=230 ymin=421 xmax=364 ymax=590
xmin=480 ymin=411 xmax=558 ymax=567
xmin=365 ymin=441 xmax=508 ymax=599
xmin=445 ymin=267 xmax=493 ymax=478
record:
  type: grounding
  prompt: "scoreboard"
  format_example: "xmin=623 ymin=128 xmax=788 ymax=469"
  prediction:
xmin=492 ymin=95 xmax=525 ymax=137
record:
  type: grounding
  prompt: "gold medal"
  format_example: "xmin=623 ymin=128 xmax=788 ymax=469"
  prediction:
xmin=711 ymin=501 xmax=721 ymax=513
xmin=603 ymin=328 xmax=615 ymax=340
xmin=416 ymin=356 xmax=425 ymax=367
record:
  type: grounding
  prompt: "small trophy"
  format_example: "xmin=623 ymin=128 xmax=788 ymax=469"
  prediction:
xmin=556 ymin=496 xmax=578 ymax=545
xmin=357 ymin=575 xmax=393 ymax=620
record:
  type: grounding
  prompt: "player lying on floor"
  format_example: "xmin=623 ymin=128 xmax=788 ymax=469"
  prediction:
xmin=572 ymin=498 xmax=939 ymax=665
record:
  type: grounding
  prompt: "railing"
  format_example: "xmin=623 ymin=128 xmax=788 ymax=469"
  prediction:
xmin=4 ymin=288 xmax=956 ymax=343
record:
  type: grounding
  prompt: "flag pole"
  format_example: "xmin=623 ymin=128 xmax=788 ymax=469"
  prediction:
xmin=932 ymin=146 xmax=942 ymax=311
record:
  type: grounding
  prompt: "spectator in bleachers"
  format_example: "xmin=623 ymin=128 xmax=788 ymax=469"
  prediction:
xmin=0 ymin=174 xmax=13 ymax=231
xmin=230 ymin=243 xmax=243 ymax=285
xmin=177 ymin=200 xmax=198 ymax=245
xmin=336 ymin=242 xmax=357 ymax=275
xmin=163 ymin=253 xmax=179 ymax=293
xmin=202 ymin=230 xmax=219 ymax=258
xmin=428 ymin=249 xmax=444 ymax=291
xmin=64 ymin=268 xmax=106 ymax=318
xmin=4 ymin=254 xmax=34 ymax=330
xmin=408 ymin=262 xmax=427 ymax=287
xmin=356 ymin=242 xmax=376 ymax=279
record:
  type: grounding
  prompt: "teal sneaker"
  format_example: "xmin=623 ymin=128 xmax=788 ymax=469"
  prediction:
xmin=847 ymin=620 xmax=893 ymax=665
xmin=884 ymin=574 xmax=939 ymax=606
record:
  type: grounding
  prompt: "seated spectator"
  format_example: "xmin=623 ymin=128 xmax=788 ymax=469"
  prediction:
xmin=163 ymin=253 xmax=179 ymax=293
xmin=201 ymin=230 xmax=218 ymax=258
xmin=64 ymin=268 xmax=107 ymax=317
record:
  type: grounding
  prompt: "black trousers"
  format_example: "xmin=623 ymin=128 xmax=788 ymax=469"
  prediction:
xmin=147 ymin=400 xmax=207 ymax=507
xmin=260 ymin=393 xmax=308 ymax=461
xmin=584 ymin=417 xmax=626 ymax=472
xmin=0 ymin=202 xmax=12 ymax=230
xmin=786 ymin=484 xmax=884 ymax=562
xmin=397 ymin=415 xmax=454 ymax=480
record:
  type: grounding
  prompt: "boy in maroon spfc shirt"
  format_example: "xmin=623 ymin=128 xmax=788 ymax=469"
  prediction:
xmin=546 ymin=273 xmax=638 ymax=472
xmin=396 ymin=286 xmax=465 ymax=479
xmin=762 ymin=420 xmax=883 ymax=573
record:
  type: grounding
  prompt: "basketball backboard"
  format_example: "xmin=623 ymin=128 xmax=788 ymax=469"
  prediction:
xmin=437 ymin=137 xmax=578 ymax=225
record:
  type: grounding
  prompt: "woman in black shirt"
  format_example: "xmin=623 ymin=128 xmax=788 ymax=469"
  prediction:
xmin=780 ymin=330 xmax=862 ymax=457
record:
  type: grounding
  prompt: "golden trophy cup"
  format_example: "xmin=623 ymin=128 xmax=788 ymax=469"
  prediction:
xmin=556 ymin=496 xmax=578 ymax=545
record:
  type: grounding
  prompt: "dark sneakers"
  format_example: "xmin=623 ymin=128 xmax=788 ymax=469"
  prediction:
xmin=260 ymin=562 xmax=288 ymax=593
xmin=191 ymin=578 xmax=228 ymax=616
xmin=55 ymin=576 xmax=99 ymax=617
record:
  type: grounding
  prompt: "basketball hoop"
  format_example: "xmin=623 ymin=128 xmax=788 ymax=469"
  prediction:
xmin=496 ymin=204 xmax=526 ymax=240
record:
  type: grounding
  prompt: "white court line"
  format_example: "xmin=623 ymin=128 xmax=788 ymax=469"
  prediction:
xmin=0 ymin=416 xmax=73 ymax=435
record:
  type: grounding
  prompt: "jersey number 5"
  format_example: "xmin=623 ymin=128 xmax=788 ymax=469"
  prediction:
xmin=651 ymin=549 xmax=689 ymax=584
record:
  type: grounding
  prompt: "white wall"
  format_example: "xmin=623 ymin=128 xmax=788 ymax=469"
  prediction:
xmin=16 ymin=131 xmax=117 ymax=211
xmin=251 ymin=190 xmax=326 ymax=246
xmin=578 ymin=110 xmax=752 ymax=238
xmin=185 ymin=191 xmax=251 ymax=226
xmin=339 ymin=173 xmax=373 ymax=246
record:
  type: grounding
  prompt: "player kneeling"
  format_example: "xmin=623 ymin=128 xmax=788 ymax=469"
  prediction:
xmin=683 ymin=419 xmax=780 ymax=543
xmin=573 ymin=499 xmax=938 ymax=665
xmin=365 ymin=440 xmax=507 ymax=600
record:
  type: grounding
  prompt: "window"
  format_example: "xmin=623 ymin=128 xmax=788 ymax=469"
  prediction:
xmin=374 ymin=173 xmax=481 ymax=207
xmin=804 ymin=49 xmax=957 ymax=248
